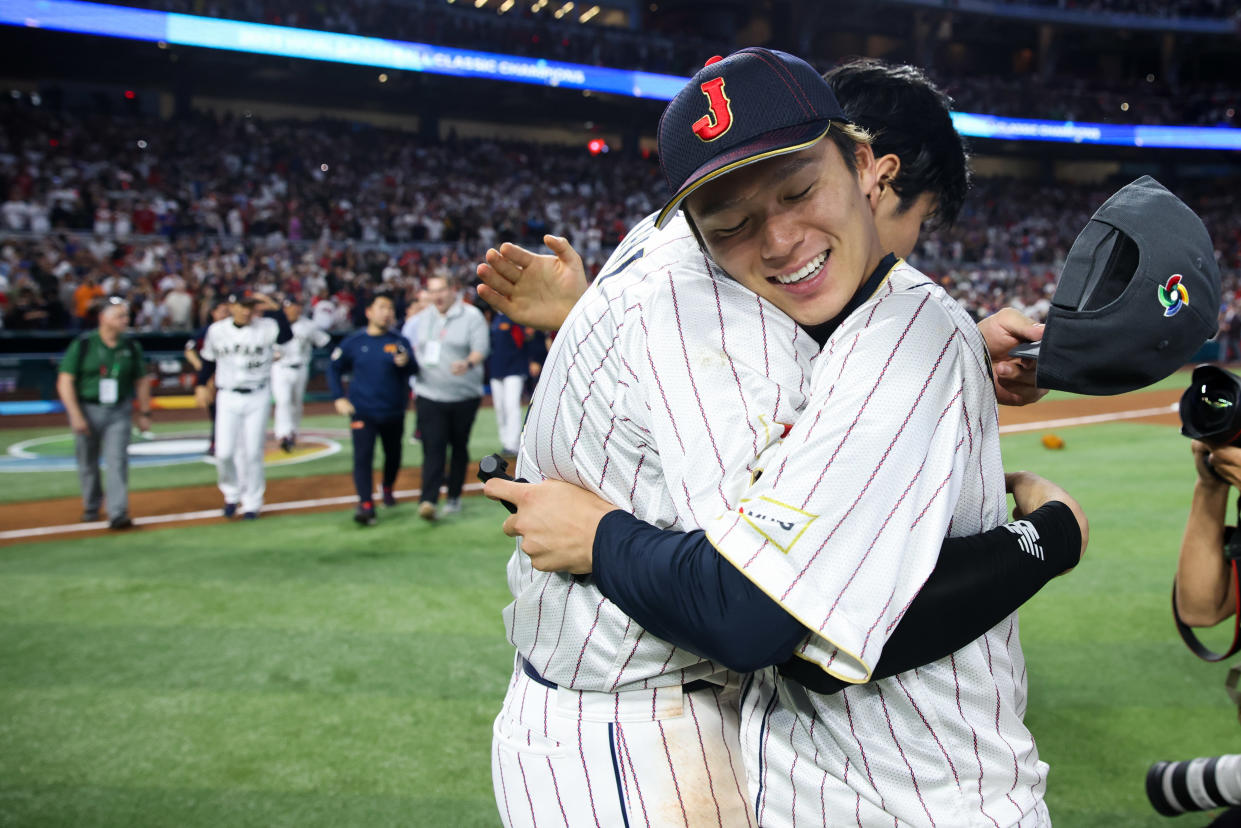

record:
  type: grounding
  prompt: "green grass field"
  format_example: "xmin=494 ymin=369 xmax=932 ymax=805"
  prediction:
xmin=0 ymin=408 xmax=505 ymax=503
xmin=2 ymin=405 xmax=1238 ymax=826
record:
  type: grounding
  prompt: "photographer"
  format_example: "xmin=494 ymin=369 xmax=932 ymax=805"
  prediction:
xmin=1152 ymin=372 xmax=1241 ymax=825
xmin=1177 ymin=439 xmax=1241 ymax=628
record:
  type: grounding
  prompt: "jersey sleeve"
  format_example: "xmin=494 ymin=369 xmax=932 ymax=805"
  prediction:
xmin=199 ymin=325 xmax=218 ymax=362
xmin=703 ymin=289 xmax=976 ymax=684
xmin=312 ymin=326 xmax=331 ymax=348
xmin=470 ymin=308 xmax=490 ymax=357
xmin=58 ymin=339 xmax=81 ymax=375
xmin=639 ymin=265 xmax=812 ymax=530
xmin=327 ymin=337 xmax=351 ymax=399
xmin=131 ymin=340 xmax=149 ymax=376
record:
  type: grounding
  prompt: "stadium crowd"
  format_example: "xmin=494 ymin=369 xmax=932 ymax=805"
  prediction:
xmin=2 ymin=100 xmax=1238 ymax=348
xmin=112 ymin=0 xmax=1239 ymax=126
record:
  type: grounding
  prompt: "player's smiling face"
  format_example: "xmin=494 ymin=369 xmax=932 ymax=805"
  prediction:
xmin=686 ymin=138 xmax=886 ymax=327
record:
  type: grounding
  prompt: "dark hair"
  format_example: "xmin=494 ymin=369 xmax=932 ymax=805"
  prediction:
xmin=369 ymin=292 xmax=395 ymax=308
xmin=824 ymin=59 xmax=970 ymax=228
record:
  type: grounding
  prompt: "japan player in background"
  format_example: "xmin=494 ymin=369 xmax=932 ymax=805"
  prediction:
xmin=328 ymin=294 xmax=416 ymax=527
xmin=272 ymin=296 xmax=331 ymax=453
xmin=487 ymin=311 xmax=544 ymax=458
xmin=480 ymin=56 xmax=1085 ymax=827
xmin=184 ymin=300 xmax=230 ymax=456
xmin=194 ymin=292 xmax=292 ymax=520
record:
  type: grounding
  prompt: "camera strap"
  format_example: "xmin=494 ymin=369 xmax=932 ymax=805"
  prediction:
xmin=1172 ymin=526 xmax=1241 ymax=662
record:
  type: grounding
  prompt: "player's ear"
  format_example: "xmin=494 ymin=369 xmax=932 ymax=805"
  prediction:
xmin=869 ymin=153 xmax=902 ymax=211
xmin=852 ymin=142 xmax=880 ymax=203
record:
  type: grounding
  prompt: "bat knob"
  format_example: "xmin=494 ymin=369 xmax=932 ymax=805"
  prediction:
xmin=478 ymin=453 xmax=510 ymax=481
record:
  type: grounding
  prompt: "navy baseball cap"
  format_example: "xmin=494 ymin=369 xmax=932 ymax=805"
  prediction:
xmin=655 ymin=48 xmax=848 ymax=229
xmin=1011 ymin=176 xmax=1220 ymax=395
xmin=227 ymin=291 xmax=258 ymax=305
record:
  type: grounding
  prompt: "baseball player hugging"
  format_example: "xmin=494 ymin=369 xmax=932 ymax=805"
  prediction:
xmin=272 ymin=296 xmax=331 ymax=452
xmin=484 ymin=50 xmax=1088 ymax=828
xmin=194 ymin=292 xmax=292 ymax=519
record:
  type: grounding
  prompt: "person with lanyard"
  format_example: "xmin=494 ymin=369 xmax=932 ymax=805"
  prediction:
xmin=56 ymin=296 xmax=153 ymax=529
xmin=328 ymin=293 xmax=417 ymax=526
xmin=408 ymin=275 xmax=489 ymax=521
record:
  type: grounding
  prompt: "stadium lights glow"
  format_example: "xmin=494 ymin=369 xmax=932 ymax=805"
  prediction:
xmin=474 ymin=0 xmax=488 ymax=7
xmin=7 ymin=0 xmax=1241 ymax=150
xmin=499 ymin=0 xmax=515 ymax=12
xmin=554 ymin=1 xmax=575 ymax=18
xmin=580 ymin=5 xmax=600 ymax=22
xmin=378 ymin=72 xmax=388 ymax=82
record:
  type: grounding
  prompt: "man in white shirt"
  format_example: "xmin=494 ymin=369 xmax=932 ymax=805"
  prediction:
xmin=408 ymin=276 xmax=488 ymax=520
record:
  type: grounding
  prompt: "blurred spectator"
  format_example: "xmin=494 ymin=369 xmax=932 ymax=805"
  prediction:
xmin=162 ymin=282 xmax=193 ymax=329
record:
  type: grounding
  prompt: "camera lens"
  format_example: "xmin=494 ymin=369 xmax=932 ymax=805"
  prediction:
xmin=1181 ymin=366 xmax=1241 ymax=444
xmin=1194 ymin=376 xmax=1238 ymax=434
xmin=1147 ymin=754 xmax=1241 ymax=815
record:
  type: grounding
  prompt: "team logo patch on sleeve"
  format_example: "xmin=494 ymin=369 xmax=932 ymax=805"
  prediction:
xmin=737 ymin=496 xmax=818 ymax=554
xmin=1004 ymin=519 xmax=1044 ymax=560
xmin=331 ymin=347 xmax=343 ymax=360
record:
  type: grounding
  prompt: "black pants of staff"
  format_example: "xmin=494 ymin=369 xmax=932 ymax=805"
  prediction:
xmin=351 ymin=416 xmax=404 ymax=504
xmin=416 ymin=396 xmax=480 ymax=505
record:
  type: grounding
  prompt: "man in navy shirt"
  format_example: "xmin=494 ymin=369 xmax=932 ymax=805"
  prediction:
xmin=328 ymin=294 xmax=417 ymax=526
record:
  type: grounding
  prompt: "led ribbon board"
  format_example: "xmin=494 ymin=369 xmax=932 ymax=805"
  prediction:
xmin=5 ymin=0 xmax=1241 ymax=150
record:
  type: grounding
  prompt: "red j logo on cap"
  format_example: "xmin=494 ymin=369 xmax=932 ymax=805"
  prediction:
xmin=692 ymin=77 xmax=733 ymax=142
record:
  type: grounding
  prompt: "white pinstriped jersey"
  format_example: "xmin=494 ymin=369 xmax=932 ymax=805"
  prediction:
xmin=710 ymin=264 xmax=1046 ymax=827
xmin=201 ymin=316 xmax=281 ymax=390
xmin=275 ymin=318 xmax=330 ymax=369
xmin=506 ymin=212 xmax=819 ymax=692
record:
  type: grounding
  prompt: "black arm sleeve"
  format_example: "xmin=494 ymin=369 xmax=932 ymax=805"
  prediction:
xmin=195 ymin=359 xmax=216 ymax=387
xmin=265 ymin=309 xmax=294 ymax=344
xmin=592 ymin=501 xmax=1081 ymax=683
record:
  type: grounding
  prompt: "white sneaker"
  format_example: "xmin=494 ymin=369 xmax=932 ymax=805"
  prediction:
xmin=441 ymin=498 xmax=461 ymax=514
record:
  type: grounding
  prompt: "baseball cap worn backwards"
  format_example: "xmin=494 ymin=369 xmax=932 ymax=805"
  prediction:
xmin=655 ymin=48 xmax=847 ymax=229
xmin=1013 ymin=175 xmax=1220 ymax=396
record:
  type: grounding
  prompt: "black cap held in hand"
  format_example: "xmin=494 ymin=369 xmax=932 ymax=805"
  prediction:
xmin=655 ymin=48 xmax=847 ymax=229
xmin=1018 ymin=176 xmax=1220 ymax=396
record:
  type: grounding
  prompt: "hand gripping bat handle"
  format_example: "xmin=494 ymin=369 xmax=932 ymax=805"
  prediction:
xmin=478 ymin=453 xmax=526 ymax=514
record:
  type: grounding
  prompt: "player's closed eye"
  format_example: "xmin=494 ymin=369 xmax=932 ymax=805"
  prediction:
xmin=786 ymin=182 xmax=814 ymax=201
xmin=711 ymin=218 xmax=748 ymax=240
